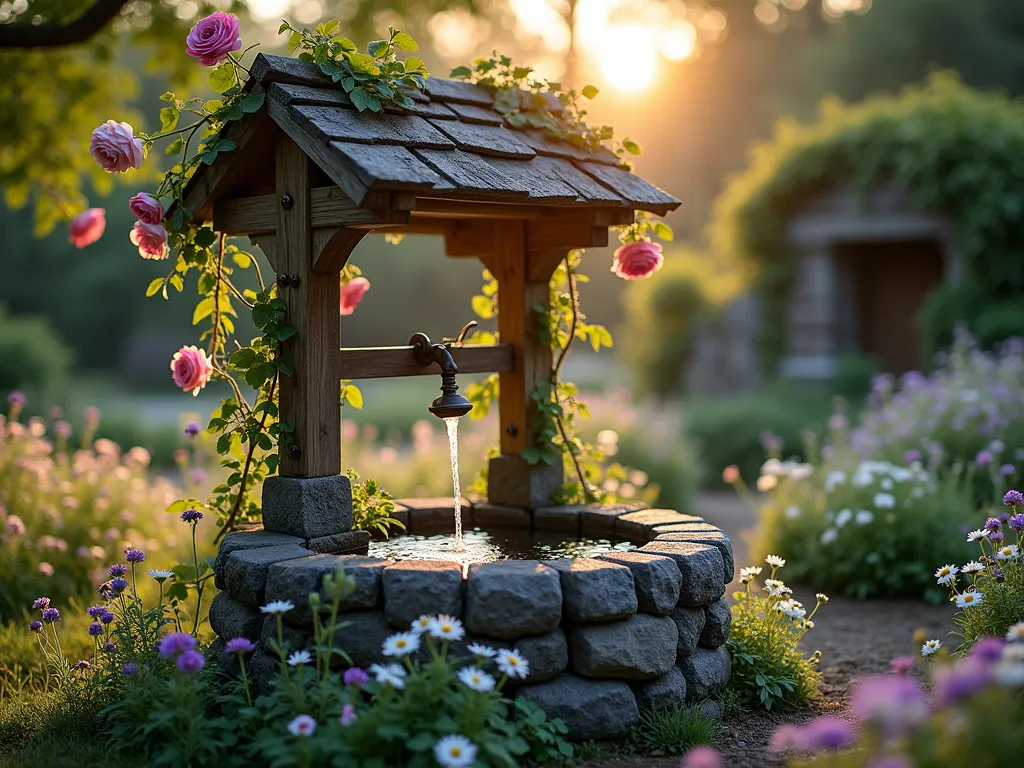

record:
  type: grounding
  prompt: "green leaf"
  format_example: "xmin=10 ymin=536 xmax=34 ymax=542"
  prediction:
xmin=159 ymin=106 xmax=179 ymax=133
xmin=471 ymin=295 xmax=494 ymax=319
xmin=288 ymin=31 xmax=303 ymax=53
xmin=581 ymin=84 xmax=600 ymax=99
xmin=215 ymin=138 xmax=237 ymax=152
xmin=316 ymin=19 xmax=340 ymax=36
xmin=392 ymin=32 xmax=418 ymax=52
xmin=277 ymin=21 xmax=290 ymax=34
xmin=348 ymin=86 xmax=380 ymax=112
xmin=192 ymin=297 xmax=214 ymax=325
xmin=449 ymin=65 xmax=472 ymax=79
xmin=165 ymin=137 xmax=184 ymax=156
xmin=201 ymin=150 xmax=219 ymax=166
xmin=229 ymin=348 xmax=258 ymax=369
xmin=652 ymin=220 xmax=674 ymax=241
xmin=169 ymin=274 xmax=184 ymax=292
xmin=208 ymin=61 xmax=236 ymax=93
xmin=367 ymin=39 xmax=389 ymax=58
xmin=347 ymin=53 xmax=380 ymax=75
xmin=232 ymin=251 xmax=252 ymax=268
xmin=160 ymin=91 xmax=176 ymax=102
xmin=146 ymin=277 xmax=165 ymax=297
xmin=240 ymin=91 xmax=265 ymax=114
xmin=194 ymin=227 xmax=217 ymax=247
xmin=341 ymin=384 xmax=363 ymax=409
xmin=275 ymin=325 xmax=297 ymax=341
xmin=622 ymin=138 xmax=641 ymax=155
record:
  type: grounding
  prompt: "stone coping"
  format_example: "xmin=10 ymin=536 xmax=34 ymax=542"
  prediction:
xmin=212 ymin=502 xmax=734 ymax=741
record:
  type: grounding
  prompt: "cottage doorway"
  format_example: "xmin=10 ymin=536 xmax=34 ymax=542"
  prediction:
xmin=837 ymin=240 xmax=945 ymax=374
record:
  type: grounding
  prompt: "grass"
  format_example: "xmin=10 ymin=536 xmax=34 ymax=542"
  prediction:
xmin=626 ymin=704 xmax=719 ymax=755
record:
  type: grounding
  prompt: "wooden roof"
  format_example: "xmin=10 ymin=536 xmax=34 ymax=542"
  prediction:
xmin=185 ymin=53 xmax=680 ymax=221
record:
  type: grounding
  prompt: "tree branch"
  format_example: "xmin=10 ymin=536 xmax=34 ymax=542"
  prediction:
xmin=0 ymin=0 xmax=129 ymax=49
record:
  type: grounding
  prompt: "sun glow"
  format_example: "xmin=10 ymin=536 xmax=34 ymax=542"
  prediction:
xmin=596 ymin=23 xmax=658 ymax=93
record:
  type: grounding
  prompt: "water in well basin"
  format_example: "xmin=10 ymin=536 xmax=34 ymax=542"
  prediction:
xmin=368 ymin=527 xmax=637 ymax=567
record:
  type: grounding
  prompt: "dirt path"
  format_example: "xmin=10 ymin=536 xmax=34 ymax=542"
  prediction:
xmin=581 ymin=493 xmax=954 ymax=767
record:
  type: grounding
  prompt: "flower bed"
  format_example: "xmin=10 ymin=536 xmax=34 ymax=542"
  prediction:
xmin=209 ymin=501 xmax=734 ymax=741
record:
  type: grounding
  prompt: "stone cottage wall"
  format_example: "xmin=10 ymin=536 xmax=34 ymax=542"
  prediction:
xmin=208 ymin=503 xmax=733 ymax=742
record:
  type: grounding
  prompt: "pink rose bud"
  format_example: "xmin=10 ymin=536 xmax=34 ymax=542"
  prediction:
xmin=129 ymin=221 xmax=169 ymax=260
xmin=68 ymin=208 xmax=106 ymax=249
xmin=129 ymin=193 xmax=164 ymax=225
xmin=185 ymin=12 xmax=242 ymax=67
xmin=170 ymin=346 xmax=214 ymax=396
xmin=611 ymin=240 xmax=664 ymax=280
xmin=340 ymin=277 xmax=371 ymax=316
xmin=89 ymin=120 xmax=144 ymax=174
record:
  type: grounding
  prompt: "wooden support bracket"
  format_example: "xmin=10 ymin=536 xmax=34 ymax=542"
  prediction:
xmin=339 ymin=343 xmax=514 ymax=380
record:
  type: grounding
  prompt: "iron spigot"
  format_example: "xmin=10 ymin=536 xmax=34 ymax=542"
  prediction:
xmin=410 ymin=325 xmax=475 ymax=420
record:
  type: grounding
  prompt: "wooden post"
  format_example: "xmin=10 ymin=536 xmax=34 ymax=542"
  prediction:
xmin=275 ymin=136 xmax=341 ymax=478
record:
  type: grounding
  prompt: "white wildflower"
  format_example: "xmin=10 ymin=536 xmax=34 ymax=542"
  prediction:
xmin=287 ymin=714 xmax=316 ymax=737
xmin=955 ymin=591 xmax=985 ymax=609
xmin=457 ymin=666 xmax=496 ymax=692
xmin=495 ymin=648 xmax=530 ymax=679
xmin=382 ymin=631 xmax=420 ymax=657
xmin=765 ymin=555 xmax=786 ymax=568
xmin=434 ymin=735 xmax=477 ymax=768
xmin=429 ymin=614 xmax=466 ymax=642
xmin=992 ymin=660 xmax=1024 ymax=687
xmin=784 ymin=505 xmax=802 ymax=520
xmin=287 ymin=650 xmax=312 ymax=666
xmin=466 ymin=642 xmax=497 ymax=659
xmin=816 ymin=593 xmax=829 ymax=603
xmin=934 ymin=564 xmax=959 ymax=586
xmin=835 ymin=509 xmax=853 ymax=528
xmin=880 ymin=477 xmax=894 ymax=491
xmin=410 ymin=615 xmax=434 ymax=634
xmin=756 ymin=475 xmax=778 ymax=492
xmin=147 ymin=569 xmax=174 ymax=582
xmin=369 ymin=663 xmax=407 ymax=689
xmin=961 ymin=561 xmax=985 ymax=574
xmin=873 ymin=493 xmax=896 ymax=509
xmin=820 ymin=528 xmax=838 ymax=545
xmin=260 ymin=600 xmax=295 ymax=615
xmin=740 ymin=566 xmax=763 ymax=579
xmin=1005 ymin=623 xmax=1024 ymax=643
xmin=776 ymin=600 xmax=806 ymax=619
xmin=855 ymin=510 xmax=874 ymax=526
xmin=825 ymin=471 xmax=846 ymax=492
xmin=995 ymin=544 xmax=1019 ymax=561
xmin=967 ymin=529 xmax=990 ymax=542
xmin=921 ymin=639 xmax=941 ymax=656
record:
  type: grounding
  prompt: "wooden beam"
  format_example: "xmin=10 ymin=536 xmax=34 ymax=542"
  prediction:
xmin=444 ymin=220 xmax=496 ymax=258
xmin=526 ymin=212 xmax=609 ymax=250
xmin=275 ymin=138 xmax=340 ymax=478
xmin=312 ymin=227 xmax=367 ymax=273
xmin=339 ymin=344 xmax=514 ymax=380
xmin=527 ymin=250 xmax=568 ymax=284
xmin=214 ymin=186 xmax=409 ymax=235
xmin=413 ymin=197 xmax=554 ymax=219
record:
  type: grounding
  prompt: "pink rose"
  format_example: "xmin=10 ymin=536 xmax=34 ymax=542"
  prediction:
xmin=340 ymin=277 xmax=370 ymax=316
xmin=170 ymin=346 xmax=214 ymax=396
xmin=185 ymin=12 xmax=242 ymax=67
xmin=68 ymin=208 xmax=106 ymax=249
xmin=611 ymin=240 xmax=664 ymax=280
xmin=89 ymin=120 xmax=144 ymax=173
xmin=130 ymin=221 xmax=169 ymax=260
xmin=129 ymin=193 xmax=164 ymax=225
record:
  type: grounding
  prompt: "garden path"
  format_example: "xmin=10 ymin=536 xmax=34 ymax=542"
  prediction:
xmin=580 ymin=492 xmax=954 ymax=767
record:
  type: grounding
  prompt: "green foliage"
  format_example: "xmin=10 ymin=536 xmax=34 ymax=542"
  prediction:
xmin=726 ymin=559 xmax=825 ymax=711
xmin=280 ymin=21 xmax=428 ymax=113
xmin=627 ymin=705 xmax=718 ymax=755
xmin=0 ymin=306 xmax=72 ymax=396
xmin=345 ymin=468 xmax=405 ymax=538
xmin=709 ymin=73 xmax=1024 ymax=370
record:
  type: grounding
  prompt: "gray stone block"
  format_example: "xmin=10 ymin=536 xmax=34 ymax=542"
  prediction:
xmin=305 ymin=530 xmax=370 ymax=555
xmin=597 ymin=551 xmax=682 ymax=616
xmin=382 ymin=560 xmax=463 ymax=628
xmin=699 ymin=598 xmax=732 ymax=649
xmin=638 ymin=541 xmax=725 ymax=607
xmin=652 ymin=521 xmax=719 ymax=536
xmin=692 ymin=698 xmax=724 ymax=720
xmin=223 ymin=543 xmax=310 ymax=606
xmin=544 ymin=558 xmax=637 ymax=623
xmin=259 ymin=615 xmax=313 ymax=654
xmin=398 ymin=498 xmax=470 ymax=535
xmin=262 ymin=474 xmax=353 ymax=539
xmin=568 ymin=614 xmax=677 ymax=680
xmin=487 ymin=454 xmax=563 ymax=509
xmin=473 ymin=503 xmax=531 ymax=529
xmin=207 ymin=638 xmax=236 ymax=676
xmin=579 ymin=502 xmax=648 ymax=537
xmin=532 ymin=505 xmax=586 ymax=534
xmin=209 ymin=591 xmax=264 ymax=641
xmin=670 ymin=605 xmax=706 ymax=659
xmin=214 ymin=529 xmax=304 ymax=590
xmin=615 ymin=509 xmax=704 ymax=543
xmin=469 ymin=629 xmax=569 ymax=684
xmin=632 ymin=667 xmax=687 ymax=712
xmin=337 ymin=556 xmax=390 ymax=611
xmin=248 ymin=649 xmax=280 ymax=695
xmin=679 ymin=646 xmax=731 ymax=702
xmin=464 ymin=561 xmax=562 ymax=639
xmin=518 ymin=674 xmax=639 ymax=741
xmin=264 ymin=553 xmax=341 ymax=624
xmin=655 ymin=529 xmax=735 ymax=583
xmin=331 ymin=610 xmax=394 ymax=669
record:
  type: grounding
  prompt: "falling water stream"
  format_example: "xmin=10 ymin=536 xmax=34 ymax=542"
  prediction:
xmin=444 ymin=416 xmax=465 ymax=552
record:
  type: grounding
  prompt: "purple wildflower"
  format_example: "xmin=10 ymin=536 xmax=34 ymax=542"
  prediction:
xmin=102 ymin=641 xmax=117 ymax=652
xmin=109 ymin=577 xmax=128 ymax=594
xmin=122 ymin=662 xmax=138 ymax=677
xmin=681 ymin=746 xmax=722 ymax=768
xmin=157 ymin=632 xmax=196 ymax=659
xmin=88 ymin=623 xmax=103 ymax=637
xmin=999 ymin=512 xmax=1011 ymax=524
xmin=889 ymin=656 xmax=915 ymax=675
xmin=1000 ymin=464 xmax=1016 ymax=476
xmin=7 ymin=391 xmax=26 ymax=407
xmin=976 ymin=450 xmax=993 ymax=467
xmin=225 ymin=637 xmax=255 ymax=654
xmin=1009 ymin=513 xmax=1024 ymax=532
xmin=176 ymin=649 xmax=206 ymax=674
xmin=903 ymin=449 xmax=921 ymax=464
xmin=933 ymin=658 xmax=991 ymax=706
xmin=993 ymin=565 xmax=1005 ymax=582
xmin=73 ymin=660 xmax=91 ymax=671
xmin=184 ymin=422 xmax=200 ymax=437
xmin=29 ymin=620 xmax=42 ymax=632
xmin=41 ymin=607 xmax=60 ymax=623
xmin=969 ymin=637 xmax=1005 ymax=664
xmin=180 ymin=509 xmax=204 ymax=524
xmin=1004 ymin=489 xmax=1024 ymax=508
xmin=983 ymin=517 xmax=1003 ymax=532
xmin=31 ymin=597 xmax=50 ymax=611
xmin=339 ymin=703 xmax=357 ymax=727
xmin=343 ymin=667 xmax=369 ymax=687
xmin=108 ymin=563 xmax=128 ymax=578
xmin=803 ymin=717 xmax=855 ymax=751
xmin=87 ymin=605 xmax=106 ymax=618
xmin=990 ymin=531 xmax=1005 ymax=545
xmin=100 ymin=611 xmax=114 ymax=625
xmin=769 ymin=724 xmax=807 ymax=753
xmin=850 ymin=675 xmax=928 ymax=738
xmin=125 ymin=549 xmax=145 ymax=563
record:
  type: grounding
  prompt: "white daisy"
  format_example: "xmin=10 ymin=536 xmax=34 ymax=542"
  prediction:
xmin=496 ymin=648 xmax=530 ymax=680
xmin=410 ymin=615 xmax=434 ymax=634
xmin=434 ymin=734 xmax=477 ymax=768
xmin=287 ymin=714 xmax=316 ymax=737
xmin=429 ymin=615 xmax=466 ymax=642
xmin=820 ymin=528 xmax=838 ymax=545
xmin=995 ymin=544 xmax=1019 ymax=561
xmin=382 ymin=631 xmax=420 ymax=657
xmin=934 ymin=564 xmax=959 ymax=586
xmin=1005 ymin=622 xmax=1024 ymax=642
xmin=776 ymin=600 xmax=806 ymax=619
xmin=873 ymin=493 xmax=896 ymax=509
xmin=765 ymin=555 xmax=786 ymax=568
xmin=763 ymin=579 xmax=792 ymax=597
xmin=855 ymin=510 xmax=874 ymax=526
xmin=801 ymin=619 xmax=815 ymax=630
xmin=369 ymin=662 xmax=407 ymax=689
xmin=457 ymin=666 xmax=496 ymax=692
xmin=880 ymin=477 xmax=894 ymax=490
xmin=147 ymin=569 xmax=174 ymax=582
xmin=955 ymin=591 xmax=985 ymax=609
xmin=740 ymin=566 xmax=762 ymax=578
xmin=287 ymin=650 xmax=312 ymax=666
xmin=921 ymin=639 xmax=941 ymax=656
xmin=961 ymin=561 xmax=985 ymax=574
xmin=967 ymin=529 xmax=990 ymax=542
xmin=835 ymin=509 xmax=853 ymax=528
xmin=260 ymin=600 xmax=295 ymax=615
xmin=816 ymin=593 xmax=829 ymax=603
xmin=466 ymin=642 xmax=497 ymax=659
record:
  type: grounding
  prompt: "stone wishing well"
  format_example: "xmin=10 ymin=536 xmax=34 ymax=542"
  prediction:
xmin=182 ymin=53 xmax=731 ymax=740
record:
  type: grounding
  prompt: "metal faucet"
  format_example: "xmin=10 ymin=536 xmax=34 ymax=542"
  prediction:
xmin=409 ymin=321 xmax=477 ymax=419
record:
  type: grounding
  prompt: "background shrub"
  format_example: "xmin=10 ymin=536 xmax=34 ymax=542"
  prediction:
xmin=0 ymin=306 xmax=72 ymax=397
